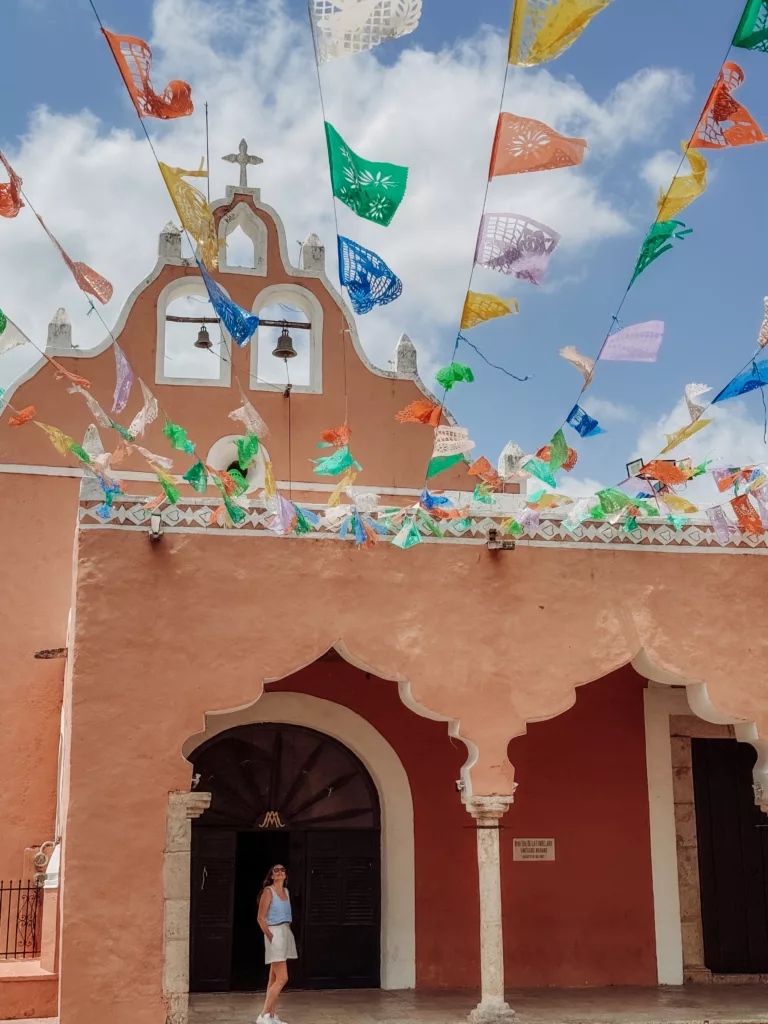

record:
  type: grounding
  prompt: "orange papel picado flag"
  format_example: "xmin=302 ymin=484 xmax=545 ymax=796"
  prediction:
xmin=490 ymin=114 xmax=586 ymax=176
xmin=0 ymin=150 xmax=23 ymax=218
xmin=690 ymin=62 xmax=766 ymax=149
xmin=103 ymin=30 xmax=193 ymax=120
xmin=35 ymin=214 xmax=113 ymax=305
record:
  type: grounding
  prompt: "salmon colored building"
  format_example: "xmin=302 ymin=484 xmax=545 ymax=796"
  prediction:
xmin=1 ymin=160 xmax=768 ymax=1024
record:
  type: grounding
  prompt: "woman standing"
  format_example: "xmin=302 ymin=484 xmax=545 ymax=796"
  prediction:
xmin=256 ymin=864 xmax=297 ymax=1024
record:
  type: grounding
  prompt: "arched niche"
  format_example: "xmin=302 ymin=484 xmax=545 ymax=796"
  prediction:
xmin=155 ymin=277 xmax=232 ymax=388
xmin=205 ymin=434 xmax=271 ymax=493
xmin=250 ymin=284 xmax=323 ymax=395
xmin=218 ymin=203 xmax=268 ymax=276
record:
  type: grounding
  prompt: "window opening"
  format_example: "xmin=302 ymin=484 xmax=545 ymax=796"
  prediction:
xmin=224 ymin=225 xmax=255 ymax=270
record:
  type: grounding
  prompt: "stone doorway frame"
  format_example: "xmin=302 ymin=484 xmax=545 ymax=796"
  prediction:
xmin=163 ymin=791 xmax=212 ymax=1024
xmin=163 ymin=691 xmax=417 ymax=1024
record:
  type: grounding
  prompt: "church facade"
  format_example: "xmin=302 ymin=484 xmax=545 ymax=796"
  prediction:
xmin=1 ymin=160 xmax=768 ymax=1024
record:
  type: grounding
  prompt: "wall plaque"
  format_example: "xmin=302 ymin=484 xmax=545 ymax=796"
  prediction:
xmin=513 ymin=838 xmax=555 ymax=861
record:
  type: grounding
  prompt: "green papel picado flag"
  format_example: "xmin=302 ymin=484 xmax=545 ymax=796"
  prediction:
xmin=325 ymin=122 xmax=408 ymax=226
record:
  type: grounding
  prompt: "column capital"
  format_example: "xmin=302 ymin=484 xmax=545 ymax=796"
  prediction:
xmin=465 ymin=794 xmax=515 ymax=824
xmin=169 ymin=790 xmax=212 ymax=820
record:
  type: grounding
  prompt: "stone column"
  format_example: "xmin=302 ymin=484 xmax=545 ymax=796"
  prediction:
xmin=466 ymin=796 xmax=516 ymax=1023
xmin=163 ymin=791 xmax=211 ymax=1024
xmin=41 ymin=843 xmax=61 ymax=974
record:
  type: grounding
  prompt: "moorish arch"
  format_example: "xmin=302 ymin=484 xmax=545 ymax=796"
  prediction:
xmin=182 ymin=689 xmax=417 ymax=990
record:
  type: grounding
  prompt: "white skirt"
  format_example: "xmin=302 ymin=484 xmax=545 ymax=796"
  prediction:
xmin=265 ymin=923 xmax=298 ymax=964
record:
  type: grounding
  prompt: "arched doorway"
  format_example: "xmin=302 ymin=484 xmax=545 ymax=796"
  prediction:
xmin=188 ymin=722 xmax=381 ymax=992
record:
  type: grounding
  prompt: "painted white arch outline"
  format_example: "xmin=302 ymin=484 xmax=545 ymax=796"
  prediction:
xmin=217 ymin=202 xmax=268 ymax=277
xmin=250 ymin=283 xmax=324 ymax=395
xmin=155 ymin=277 xmax=233 ymax=388
xmin=184 ymin=690 xmax=417 ymax=990
xmin=632 ymin=648 xmax=768 ymax=805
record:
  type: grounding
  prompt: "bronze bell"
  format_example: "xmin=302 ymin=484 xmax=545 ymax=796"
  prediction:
xmin=194 ymin=325 xmax=213 ymax=350
xmin=272 ymin=325 xmax=297 ymax=359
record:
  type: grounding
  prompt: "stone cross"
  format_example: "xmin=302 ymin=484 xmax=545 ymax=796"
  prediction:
xmin=222 ymin=139 xmax=263 ymax=188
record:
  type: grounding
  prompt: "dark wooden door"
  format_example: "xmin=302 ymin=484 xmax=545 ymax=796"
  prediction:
xmin=692 ymin=738 xmax=768 ymax=973
xmin=302 ymin=830 xmax=381 ymax=989
xmin=190 ymin=828 xmax=237 ymax=991
xmin=189 ymin=723 xmax=382 ymax=991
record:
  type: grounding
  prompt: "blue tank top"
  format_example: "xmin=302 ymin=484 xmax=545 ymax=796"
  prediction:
xmin=266 ymin=887 xmax=292 ymax=925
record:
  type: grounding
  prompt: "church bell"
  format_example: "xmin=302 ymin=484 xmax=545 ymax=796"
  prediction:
xmin=194 ymin=325 xmax=213 ymax=350
xmin=272 ymin=326 xmax=297 ymax=359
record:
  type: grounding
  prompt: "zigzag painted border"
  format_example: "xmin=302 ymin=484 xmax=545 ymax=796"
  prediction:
xmin=77 ymin=496 xmax=768 ymax=553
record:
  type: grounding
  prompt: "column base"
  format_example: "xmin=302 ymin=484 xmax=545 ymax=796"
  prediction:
xmin=469 ymin=998 xmax=516 ymax=1023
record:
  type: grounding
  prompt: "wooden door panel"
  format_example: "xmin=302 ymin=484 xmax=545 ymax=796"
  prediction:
xmin=190 ymin=829 xmax=237 ymax=991
xmin=692 ymin=738 xmax=768 ymax=974
xmin=302 ymin=830 xmax=380 ymax=988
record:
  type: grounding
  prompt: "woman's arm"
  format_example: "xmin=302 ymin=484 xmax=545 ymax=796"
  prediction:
xmin=257 ymin=888 xmax=274 ymax=943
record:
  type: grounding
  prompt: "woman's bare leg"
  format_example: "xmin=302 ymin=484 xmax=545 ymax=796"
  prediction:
xmin=264 ymin=961 xmax=288 ymax=1015
xmin=262 ymin=964 xmax=276 ymax=1015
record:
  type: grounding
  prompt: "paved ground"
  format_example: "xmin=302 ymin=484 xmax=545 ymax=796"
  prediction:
xmin=7 ymin=987 xmax=767 ymax=1024
xmin=188 ymin=986 xmax=768 ymax=1024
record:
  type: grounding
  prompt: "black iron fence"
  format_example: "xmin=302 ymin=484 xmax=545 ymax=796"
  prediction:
xmin=0 ymin=881 xmax=43 ymax=959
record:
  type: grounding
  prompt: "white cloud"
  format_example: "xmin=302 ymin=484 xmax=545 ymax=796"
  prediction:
xmin=553 ymin=473 xmax=608 ymax=498
xmin=582 ymin=396 xmax=634 ymax=422
xmin=640 ymin=144 xmax=718 ymax=209
xmin=632 ymin=396 xmax=768 ymax=506
xmin=640 ymin=148 xmax=681 ymax=194
xmin=1 ymin=0 xmax=691 ymax=396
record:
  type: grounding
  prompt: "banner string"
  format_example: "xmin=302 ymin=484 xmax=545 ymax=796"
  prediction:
xmin=305 ymin=1 xmax=350 ymax=427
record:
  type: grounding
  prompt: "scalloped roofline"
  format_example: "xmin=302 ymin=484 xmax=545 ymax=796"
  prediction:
xmin=1 ymin=194 xmax=454 ymax=426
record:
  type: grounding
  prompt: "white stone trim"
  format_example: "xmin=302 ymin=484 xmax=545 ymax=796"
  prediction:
xmin=163 ymin=791 xmax=211 ymax=1024
xmin=0 ymin=252 xmax=190 ymax=407
xmin=643 ymin=683 xmax=688 ymax=985
xmin=155 ymin=277 xmax=232 ymax=388
xmin=250 ymin=283 xmax=323 ymax=395
xmin=635 ymin=650 xmax=768 ymax=810
xmin=0 ymin=464 xmax=424 ymax=495
xmin=217 ymin=202 xmax=267 ymax=276
xmin=207 ymin=195 xmax=454 ymax=408
xmin=183 ymin=691 xmax=416 ymax=990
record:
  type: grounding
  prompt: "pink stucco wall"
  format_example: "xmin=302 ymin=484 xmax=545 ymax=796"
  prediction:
xmin=504 ymin=668 xmax=656 ymax=986
xmin=0 ymin=474 xmax=71 ymax=880
xmin=53 ymin=524 xmax=768 ymax=1023
xmin=270 ymin=662 xmax=656 ymax=989
xmin=2 ymin=192 xmax=768 ymax=1024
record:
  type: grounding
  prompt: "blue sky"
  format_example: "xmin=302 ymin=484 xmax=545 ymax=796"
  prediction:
xmin=1 ymin=0 xmax=766 ymax=498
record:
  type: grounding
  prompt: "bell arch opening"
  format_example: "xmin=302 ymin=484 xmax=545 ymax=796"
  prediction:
xmin=250 ymin=284 xmax=323 ymax=394
xmin=155 ymin=277 xmax=231 ymax=388
xmin=217 ymin=202 xmax=268 ymax=276
xmin=187 ymin=721 xmax=382 ymax=993
xmin=255 ymin=302 xmax=311 ymax=389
